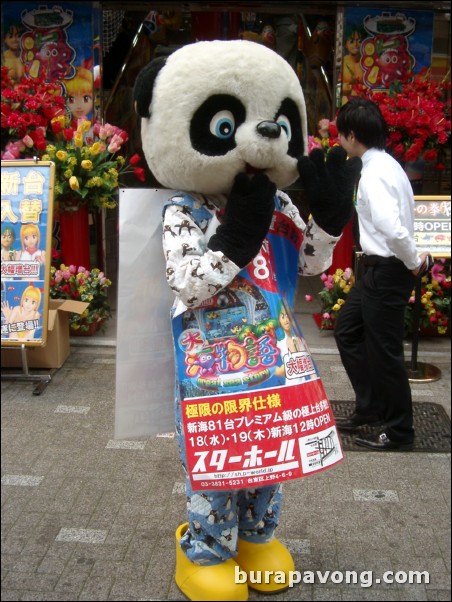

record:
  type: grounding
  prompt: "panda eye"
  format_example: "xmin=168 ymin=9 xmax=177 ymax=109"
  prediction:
xmin=210 ymin=110 xmax=235 ymax=139
xmin=275 ymin=98 xmax=304 ymax=158
xmin=190 ymin=94 xmax=246 ymax=156
xmin=276 ymin=114 xmax=292 ymax=141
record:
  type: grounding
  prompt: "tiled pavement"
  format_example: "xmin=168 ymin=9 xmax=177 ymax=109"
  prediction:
xmin=1 ymin=275 xmax=451 ymax=601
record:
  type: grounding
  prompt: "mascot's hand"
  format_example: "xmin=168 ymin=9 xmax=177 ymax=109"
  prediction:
xmin=298 ymin=147 xmax=362 ymax=237
xmin=208 ymin=172 xmax=275 ymax=268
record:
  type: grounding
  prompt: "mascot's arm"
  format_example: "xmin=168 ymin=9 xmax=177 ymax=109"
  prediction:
xmin=163 ymin=204 xmax=241 ymax=309
xmin=295 ymin=146 xmax=361 ymax=275
xmin=277 ymin=190 xmax=342 ymax=276
xmin=298 ymin=146 xmax=362 ymax=237
xmin=298 ymin=220 xmax=341 ymax=276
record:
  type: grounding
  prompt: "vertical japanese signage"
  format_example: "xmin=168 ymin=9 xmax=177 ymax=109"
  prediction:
xmin=1 ymin=161 xmax=55 ymax=346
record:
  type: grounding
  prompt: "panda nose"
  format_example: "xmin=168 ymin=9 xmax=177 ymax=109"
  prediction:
xmin=256 ymin=121 xmax=281 ymax=139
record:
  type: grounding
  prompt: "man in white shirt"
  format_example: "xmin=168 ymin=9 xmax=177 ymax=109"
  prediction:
xmin=333 ymin=98 xmax=431 ymax=451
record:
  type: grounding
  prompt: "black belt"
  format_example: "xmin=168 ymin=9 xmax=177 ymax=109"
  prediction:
xmin=362 ymin=254 xmax=403 ymax=267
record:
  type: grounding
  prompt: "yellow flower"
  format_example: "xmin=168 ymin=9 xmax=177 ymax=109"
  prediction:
xmin=77 ymin=120 xmax=92 ymax=133
xmin=90 ymin=142 xmax=102 ymax=155
xmin=56 ymin=150 xmax=68 ymax=161
xmin=87 ymin=176 xmax=103 ymax=188
xmin=74 ymin=132 xmax=83 ymax=147
xmin=81 ymin=160 xmax=93 ymax=170
xmin=69 ymin=176 xmax=80 ymax=191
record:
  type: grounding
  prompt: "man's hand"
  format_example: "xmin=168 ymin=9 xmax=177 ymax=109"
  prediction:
xmin=298 ymin=147 xmax=362 ymax=237
xmin=412 ymin=252 xmax=433 ymax=277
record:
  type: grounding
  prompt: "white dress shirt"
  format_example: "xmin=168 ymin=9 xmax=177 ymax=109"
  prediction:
xmin=357 ymin=148 xmax=421 ymax=270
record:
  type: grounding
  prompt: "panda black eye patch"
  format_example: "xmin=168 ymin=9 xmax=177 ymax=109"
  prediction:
xmin=275 ymin=98 xmax=304 ymax=158
xmin=190 ymin=95 xmax=246 ymax=156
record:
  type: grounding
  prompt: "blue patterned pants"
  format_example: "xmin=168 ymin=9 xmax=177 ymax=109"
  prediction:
xmin=175 ymin=395 xmax=282 ymax=565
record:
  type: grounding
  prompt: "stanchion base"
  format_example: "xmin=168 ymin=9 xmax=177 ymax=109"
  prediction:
xmin=406 ymin=361 xmax=442 ymax=383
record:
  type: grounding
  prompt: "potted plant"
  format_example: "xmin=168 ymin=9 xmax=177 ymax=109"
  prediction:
xmin=316 ymin=267 xmax=355 ymax=329
xmin=309 ymin=260 xmax=451 ymax=337
xmin=405 ymin=259 xmax=451 ymax=337
xmin=49 ymin=263 xmax=112 ymax=334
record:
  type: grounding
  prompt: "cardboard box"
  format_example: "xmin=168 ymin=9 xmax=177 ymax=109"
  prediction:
xmin=1 ymin=300 xmax=89 ymax=369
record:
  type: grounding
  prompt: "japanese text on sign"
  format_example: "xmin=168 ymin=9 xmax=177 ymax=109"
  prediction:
xmin=1 ymin=161 xmax=54 ymax=347
xmin=182 ymin=379 xmax=343 ymax=490
xmin=413 ymin=196 xmax=451 ymax=257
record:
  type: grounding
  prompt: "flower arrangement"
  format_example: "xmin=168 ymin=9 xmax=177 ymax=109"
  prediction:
xmin=41 ymin=119 xmax=145 ymax=212
xmin=310 ymin=261 xmax=450 ymax=336
xmin=405 ymin=259 xmax=451 ymax=336
xmin=317 ymin=267 xmax=355 ymax=329
xmin=49 ymin=263 xmax=112 ymax=333
xmin=308 ymin=118 xmax=340 ymax=154
xmin=359 ymin=73 xmax=451 ymax=169
xmin=1 ymin=66 xmax=65 ymax=158
xmin=1 ymin=67 xmax=146 ymax=212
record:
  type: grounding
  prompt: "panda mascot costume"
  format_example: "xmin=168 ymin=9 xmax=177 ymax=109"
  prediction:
xmin=133 ymin=39 xmax=361 ymax=601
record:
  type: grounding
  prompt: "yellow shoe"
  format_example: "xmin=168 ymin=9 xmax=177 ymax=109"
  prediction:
xmin=235 ymin=537 xmax=295 ymax=593
xmin=175 ymin=523 xmax=248 ymax=601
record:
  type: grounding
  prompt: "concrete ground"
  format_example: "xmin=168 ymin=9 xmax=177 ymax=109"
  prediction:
xmin=1 ymin=275 xmax=450 ymax=601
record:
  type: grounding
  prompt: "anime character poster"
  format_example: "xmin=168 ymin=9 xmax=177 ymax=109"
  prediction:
xmin=168 ymin=195 xmax=344 ymax=491
xmin=1 ymin=162 xmax=55 ymax=346
xmin=115 ymin=190 xmax=344 ymax=491
xmin=1 ymin=2 xmax=101 ymax=124
xmin=339 ymin=7 xmax=434 ymax=105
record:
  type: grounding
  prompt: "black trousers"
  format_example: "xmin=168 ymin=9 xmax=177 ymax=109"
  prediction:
xmin=334 ymin=259 xmax=416 ymax=442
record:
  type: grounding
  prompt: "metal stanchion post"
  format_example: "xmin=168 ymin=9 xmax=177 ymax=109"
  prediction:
xmin=405 ymin=276 xmax=441 ymax=383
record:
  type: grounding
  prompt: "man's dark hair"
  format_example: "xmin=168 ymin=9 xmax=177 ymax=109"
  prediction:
xmin=336 ymin=98 xmax=387 ymax=150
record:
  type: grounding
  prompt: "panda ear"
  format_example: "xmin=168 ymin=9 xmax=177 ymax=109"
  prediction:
xmin=133 ymin=57 xmax=167 ymax=117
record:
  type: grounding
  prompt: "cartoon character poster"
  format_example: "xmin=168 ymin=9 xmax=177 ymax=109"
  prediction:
xmin=115 ymin=190 xmax=344 ymax=489
xmin=170 ymin=198 xmax=344 ymax=491
xmin=339 ymin=8 xmax=434 ymax=104
xmin=1 ymin=2 xmax=101 ymax=124
xmin=1 ymin=161 xmax=55 ymax=346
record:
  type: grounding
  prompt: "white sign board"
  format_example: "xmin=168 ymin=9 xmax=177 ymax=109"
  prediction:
xmin=115 ymin=188 xmax=176 ymax=438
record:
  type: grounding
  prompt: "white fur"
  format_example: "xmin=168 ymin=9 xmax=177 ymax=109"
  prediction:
xmin=141 ymin=39 xmax=308 ymax=194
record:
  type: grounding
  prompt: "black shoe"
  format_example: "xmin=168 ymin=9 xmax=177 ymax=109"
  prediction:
xmin=335 ymin=413 xmax=381 ymax=431
xmin=354 ymin=432 xmax=414 ymax=451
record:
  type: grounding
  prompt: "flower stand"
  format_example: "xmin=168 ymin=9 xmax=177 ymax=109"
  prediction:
xmin=418 ymin=323 xmax=451 ymax=338
xmin=312 ymin=313 xmax=334 ymax=330
xmin=59 ymin=204 xmax=91 ymax=269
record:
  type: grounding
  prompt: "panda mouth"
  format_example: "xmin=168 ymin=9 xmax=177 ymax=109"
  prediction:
xmin=245 ymin=163 xmax=267 ymax=175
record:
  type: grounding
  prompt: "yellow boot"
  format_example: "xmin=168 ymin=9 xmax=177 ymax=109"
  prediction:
xmin=175 ymin=523 xmax=248 ymax=601
xmin=235 ymin=537 xmax=295 ymax=593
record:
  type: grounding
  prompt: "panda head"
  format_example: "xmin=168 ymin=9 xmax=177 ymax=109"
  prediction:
xmin=134 ymin=39 xmax=308 ymax=195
